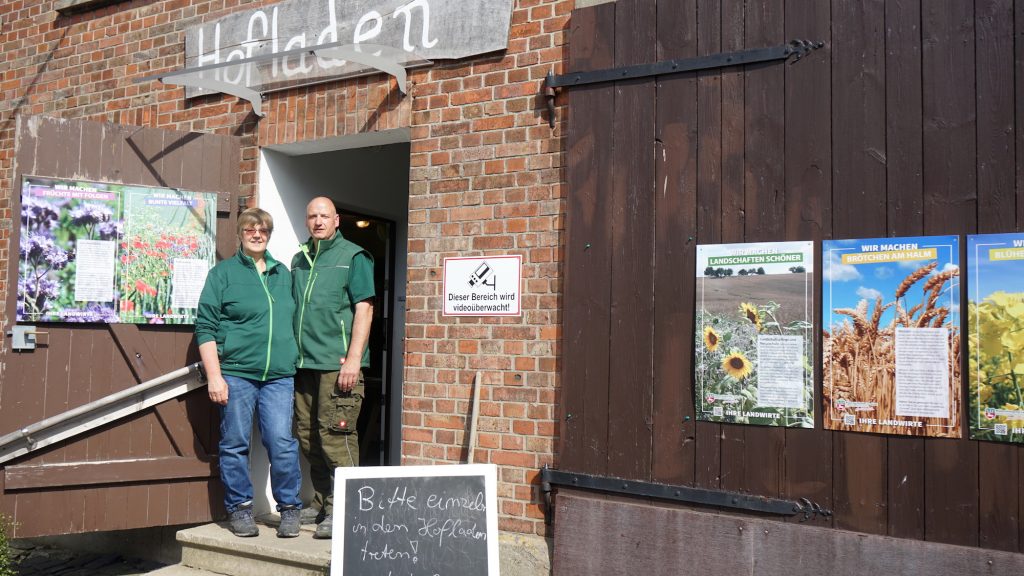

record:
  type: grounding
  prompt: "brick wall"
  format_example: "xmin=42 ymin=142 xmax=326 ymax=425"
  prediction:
xmin=1 ymin=0 xmax=569 ymax=537
xmin=401 ymin=0 xmax=569 ymax=534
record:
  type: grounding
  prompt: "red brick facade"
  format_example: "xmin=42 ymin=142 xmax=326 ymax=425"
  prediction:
xmin=1 ymin=0 xmax=569 ymax=536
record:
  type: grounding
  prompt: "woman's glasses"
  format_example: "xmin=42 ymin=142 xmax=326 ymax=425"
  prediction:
xmin=243 ymin=227 xmax=271 ymax=237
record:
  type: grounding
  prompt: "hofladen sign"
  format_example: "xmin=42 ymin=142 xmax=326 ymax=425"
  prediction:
xmin=184 ymin=0 xmax=515 ymax=95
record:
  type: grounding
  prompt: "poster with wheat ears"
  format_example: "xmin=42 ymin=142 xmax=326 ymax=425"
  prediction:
xmin=822 ymin=235 xmax=961 ymax=437
xmin=694 ymin=241 xmax=815 ymax=428
xmin=967 ymin=233 xmax=1024 ymax=444
xmin=17 ymin=176 xmax=217 ymax=325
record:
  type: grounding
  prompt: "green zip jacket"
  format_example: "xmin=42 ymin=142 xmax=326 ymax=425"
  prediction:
xmin=291 ymin=232 xmax=375 ymax=371
xmin=195 ymin=250 xmax=298 ymax=381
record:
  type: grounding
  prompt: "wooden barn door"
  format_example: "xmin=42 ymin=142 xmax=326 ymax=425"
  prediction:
xmin=560 ymin=0 xmax=1024 ymax=568
xmin=0 ymin=115 xmax=240 ymax=537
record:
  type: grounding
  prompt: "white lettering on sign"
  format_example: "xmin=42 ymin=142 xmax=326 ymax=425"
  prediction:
xmin=184 ymin=0 xmax=515 ymax=96
xmin=393 ymin=0 xmax=438 ymax=51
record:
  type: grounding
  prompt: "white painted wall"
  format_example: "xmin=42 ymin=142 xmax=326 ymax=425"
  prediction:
xmin=249 ymin=136 xmax=410 ymax=517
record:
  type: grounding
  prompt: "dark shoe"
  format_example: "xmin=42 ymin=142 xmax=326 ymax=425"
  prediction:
xmin=277 ymin=507 xmax=301 ymax=538
xmin=299 ymin=507 xmax=323 ymax=525
xmin=228 ymin=502 xmax=259 ymax=537
xmin=313 ymin=513 xmax=333 ymax=539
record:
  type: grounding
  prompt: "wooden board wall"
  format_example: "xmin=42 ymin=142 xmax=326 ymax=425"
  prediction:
xmin=561 ymin=0 xmax=1023 ymax=553
xmin=0 ymin=115 xmax=239 ymax=537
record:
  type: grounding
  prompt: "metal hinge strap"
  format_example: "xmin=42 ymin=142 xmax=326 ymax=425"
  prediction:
xmin=540 ymin=465 xmax=832 ymax=524
xmin=544 ymin=39 xmax=824 ymax=127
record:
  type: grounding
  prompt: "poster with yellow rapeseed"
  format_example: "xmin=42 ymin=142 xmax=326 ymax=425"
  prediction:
xmin=823 ymin=235 xmax=961 ymax=437
xmin=967 ymin=233 xmax=1024 ymax=444
xmin=695 ymin=241 xmax=814 ymax=428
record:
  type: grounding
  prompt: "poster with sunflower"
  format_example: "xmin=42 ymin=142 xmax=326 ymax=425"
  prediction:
xmin=695 ymin=241 xmax=815 ymax=427
xmin=17 ymin=176 xmax=217 ymax=325
xmin=967 ymin=233 xmax=1024 ymax=444
xmin=822 ymin=235 xmax=961 ymax=437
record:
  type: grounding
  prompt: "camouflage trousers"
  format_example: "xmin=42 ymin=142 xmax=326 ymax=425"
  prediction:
xmin=294 ymin=368 xmax=363 ymax=515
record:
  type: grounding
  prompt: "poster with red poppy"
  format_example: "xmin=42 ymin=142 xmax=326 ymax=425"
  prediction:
xmin=120 ymin=187 xmax=217 ymax=324
xmin=17 ymin=176 xmax=217 ymax=325
xmin=822 ymin=235 xmax=961 ymax=437
xmin=694 ymin=241 xmax=815 ymax=428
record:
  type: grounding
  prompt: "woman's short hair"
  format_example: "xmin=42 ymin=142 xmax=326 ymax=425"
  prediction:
xmin=236 ymin=207 xmax=274 ymax=236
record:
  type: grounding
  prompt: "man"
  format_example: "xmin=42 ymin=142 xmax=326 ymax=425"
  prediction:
xmin=291 ymin=197 xmax=375 ymax=539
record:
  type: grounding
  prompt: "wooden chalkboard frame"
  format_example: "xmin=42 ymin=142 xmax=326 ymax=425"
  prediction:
xmin=332 ymin=463 xmax=500 ymax=576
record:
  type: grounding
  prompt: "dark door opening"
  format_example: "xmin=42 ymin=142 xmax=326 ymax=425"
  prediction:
xmin=336 ymin=208 xmax=395 ymax=466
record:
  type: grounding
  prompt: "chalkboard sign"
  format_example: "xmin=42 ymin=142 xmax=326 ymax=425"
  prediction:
xmin=331 ymin=464 xmax=500 ymax=576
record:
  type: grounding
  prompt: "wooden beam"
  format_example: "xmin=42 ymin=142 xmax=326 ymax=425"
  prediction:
xmin=553 ymin=492 xmax=1024 ymax=576
xmin=4 ymin=456 xmax=218 ymax=490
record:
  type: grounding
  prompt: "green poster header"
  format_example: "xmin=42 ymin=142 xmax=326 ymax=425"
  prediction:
xmin=707 ymin=252 xmax=804 ymax=266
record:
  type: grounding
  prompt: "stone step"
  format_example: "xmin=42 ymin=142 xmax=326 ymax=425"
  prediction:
xmin=169 ymin=520 xmax=552 ymax=576
xmin=146 ymin=565 xmax=229 ymax=576
xmin=176 ymin=521 xmax=331 ymax=576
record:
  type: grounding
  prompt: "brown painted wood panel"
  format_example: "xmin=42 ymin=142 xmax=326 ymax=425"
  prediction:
xmin=716 ymin=0 xmax=747 ymax=496
xmin=693 ymin=0 xmax=725 ymax=491
xmin=782 ymin=0 xmax=832 ymax=528
xmin=652 ymin=0 xmax=698 ymax=485
xmin=1019 ymin=0 xmax=1024 ymax=236
xmin=830 ymin=0 xmax=888 ymax=536
xmin=884 ymin=0 xmax=927 ymax=542
xmin=39 ymin=328 xmax=73 ymax=465
xmin=606 ymin=0 xmax=656 ymax=480
xmin=975 ymin=0 xmax=1020 ymax=553
xmin=1 ymin=116 xmax=237 ymax=537
xmin=921 ymin=0 xmax=979 ymax=548
xmin=738 ymin=0 xmax=786 ymax=499
xmin=1017 ymin=0 xmax=1024 ymax=547
xmin=559 ymin=0 xmax=614 ymax=475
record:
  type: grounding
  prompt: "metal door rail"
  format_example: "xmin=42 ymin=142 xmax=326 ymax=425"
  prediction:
xmin=0 ymin=363 xmax=204 ymax=465
xmin=543 ymin=38 xmax=824 ymax=126
xmin=540 ymin=466 xmax=832 ymax=523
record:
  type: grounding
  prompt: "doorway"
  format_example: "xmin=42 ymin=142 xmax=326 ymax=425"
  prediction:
xmin=258 ymin=129 xmax=410 ymax=470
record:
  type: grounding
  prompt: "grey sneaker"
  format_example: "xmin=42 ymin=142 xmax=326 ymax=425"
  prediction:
xmin=228 ymin=502 xmax=259 ymax=537
xmin=277 ymin=507 xmax=301 ymax=538
xmin=299 ymin=507 xmax=323 ymax=525
xmin=313 ymin=513 xmax=333 ymax=539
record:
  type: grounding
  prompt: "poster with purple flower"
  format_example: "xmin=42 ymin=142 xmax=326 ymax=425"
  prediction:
xmin=19 ymin=177 xmax=122 ymax=323
xmin=17 ymin=176 xmax=217 ymax=325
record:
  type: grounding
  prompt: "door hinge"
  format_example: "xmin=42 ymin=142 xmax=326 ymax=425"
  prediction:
xmin=544 ymin=39 xmax=824 ymax=127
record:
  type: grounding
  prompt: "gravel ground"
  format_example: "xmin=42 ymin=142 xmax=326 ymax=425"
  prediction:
xmin=9 ymin=540 xmax=167 ymax=576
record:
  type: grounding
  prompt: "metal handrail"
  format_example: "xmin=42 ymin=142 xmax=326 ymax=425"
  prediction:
xmin=0 ymin=362 xmax=202 ymax=464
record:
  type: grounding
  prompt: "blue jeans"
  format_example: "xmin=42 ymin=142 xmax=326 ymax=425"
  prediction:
xmin=219 ymin=374 xmax=302 ymax=513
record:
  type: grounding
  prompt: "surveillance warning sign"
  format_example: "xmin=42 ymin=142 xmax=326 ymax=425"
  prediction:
xmin=443 ymin=255 xmax=522 ymax=316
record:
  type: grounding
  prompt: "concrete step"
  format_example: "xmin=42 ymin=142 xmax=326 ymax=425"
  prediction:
xmin=146 ymin=565 xmax=229 ymax=576
xmin=168 ymin=520 xmax=552 ymax=576
xmin=176 ymin=521 xmax=331 ymax=576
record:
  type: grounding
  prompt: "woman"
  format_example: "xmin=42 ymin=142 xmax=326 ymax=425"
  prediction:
xmin=195 ymin=207 xmax=302 ymax=538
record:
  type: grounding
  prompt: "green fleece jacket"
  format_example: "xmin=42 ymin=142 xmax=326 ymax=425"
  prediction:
xmin=195 ymin=250 xmax=298 ymax=381
xmin=291 ymin=232 xmax=375 ymax=370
